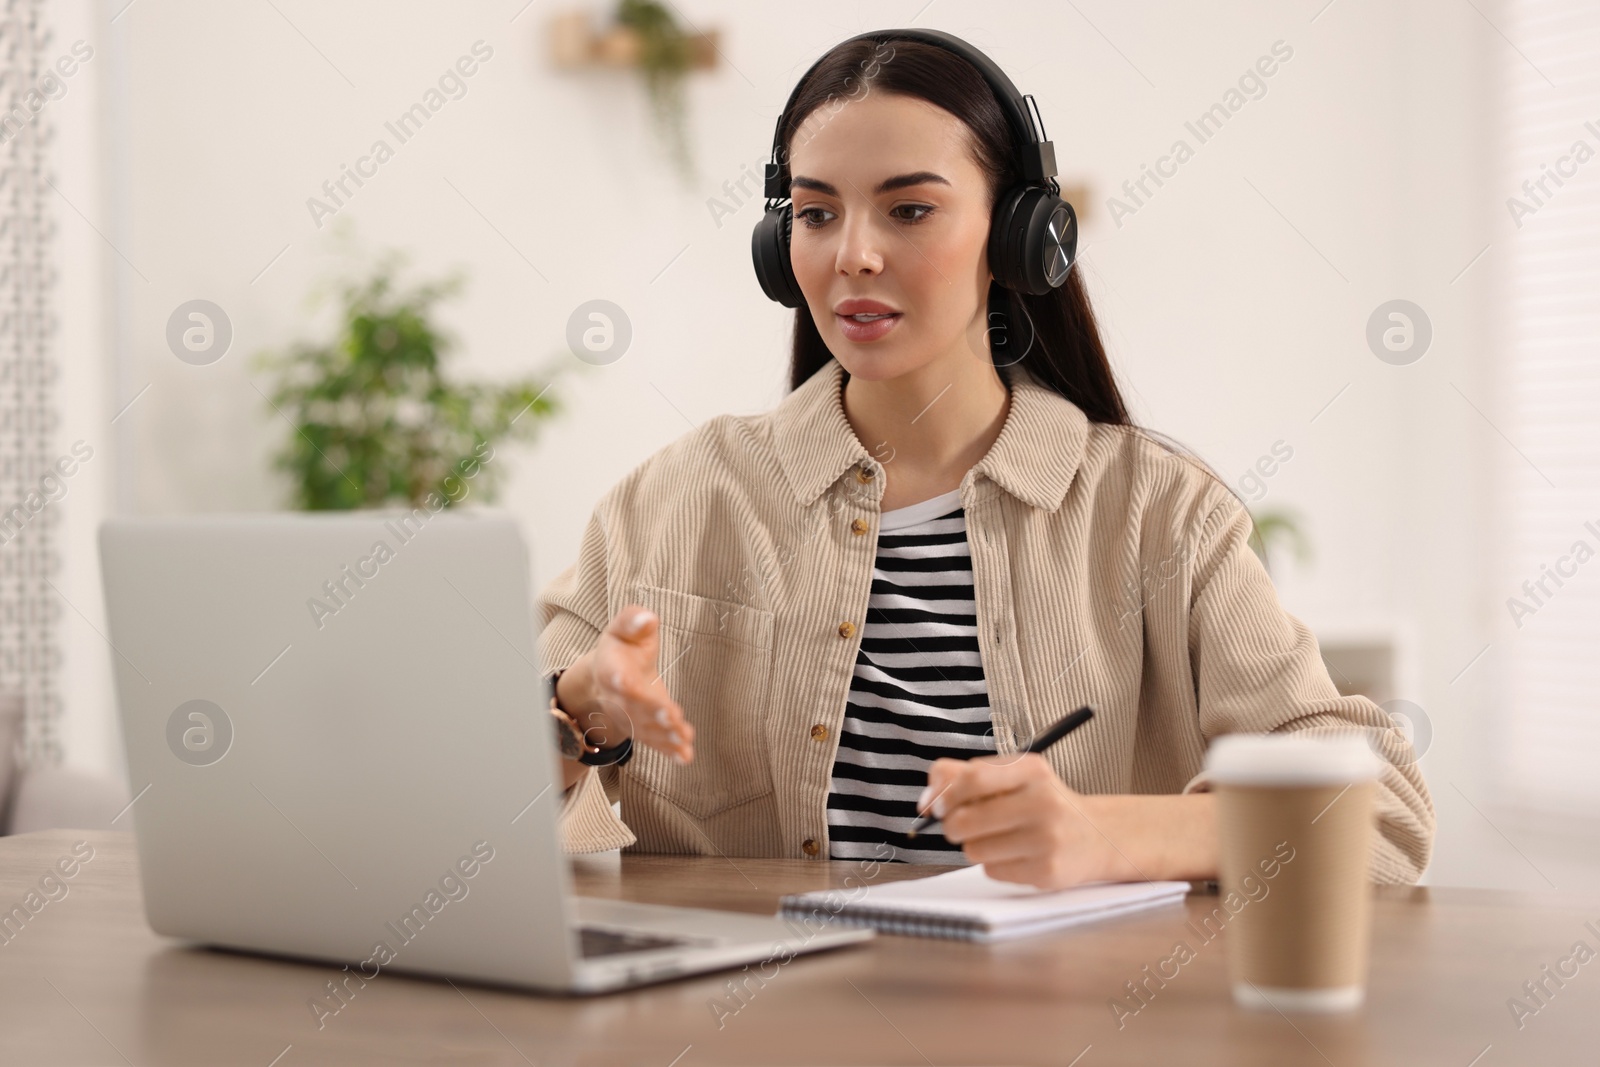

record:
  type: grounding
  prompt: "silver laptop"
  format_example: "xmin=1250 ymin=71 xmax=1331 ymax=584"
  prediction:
xmin=98 ymin=510 xmax=871 ymax=994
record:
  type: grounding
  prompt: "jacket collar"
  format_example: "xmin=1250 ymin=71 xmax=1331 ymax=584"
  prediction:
xmin=770 ymin=357 xmax=1090 ymax=513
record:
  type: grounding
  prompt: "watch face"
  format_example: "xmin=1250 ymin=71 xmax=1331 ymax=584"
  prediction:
xmin=1042 ymin=202 xmax=1076 ymax=287
xmin=551 ymin=710 xmax=584 ymax=760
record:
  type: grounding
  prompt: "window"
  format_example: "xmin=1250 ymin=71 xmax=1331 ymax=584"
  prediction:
xmin=1502 ymin=0 xmax=1600 ymax=811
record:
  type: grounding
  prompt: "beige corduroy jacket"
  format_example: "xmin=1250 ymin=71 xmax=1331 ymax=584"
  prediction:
xmin=537 ymin=357 xmax=1435 ymax=884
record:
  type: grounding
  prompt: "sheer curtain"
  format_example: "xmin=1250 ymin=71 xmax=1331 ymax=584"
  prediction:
xmin=1502 ymin=0 xmax=1600 ymax=812
xmin=0 ymin=0 xmax=62 ymax=766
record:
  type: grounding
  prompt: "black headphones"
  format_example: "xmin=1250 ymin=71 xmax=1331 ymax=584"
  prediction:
xmin=751 ymin=27 xmax=1078 ymax=311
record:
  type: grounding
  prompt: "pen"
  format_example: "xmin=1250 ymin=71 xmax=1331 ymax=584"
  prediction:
xmin=905 ymin=705 xmax=1095 ymax=839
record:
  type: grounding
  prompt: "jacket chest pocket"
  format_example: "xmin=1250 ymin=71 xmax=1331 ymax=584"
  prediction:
xmin=622 ymin=584 xmax=776 ymax=819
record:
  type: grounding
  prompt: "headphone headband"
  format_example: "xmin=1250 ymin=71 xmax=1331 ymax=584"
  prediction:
xmin=761 ymin=28 xmax=1059 ymax=202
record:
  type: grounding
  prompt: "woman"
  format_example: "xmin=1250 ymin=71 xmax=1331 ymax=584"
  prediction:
xmin=538 ymin=32 xmax=1435 ymax=887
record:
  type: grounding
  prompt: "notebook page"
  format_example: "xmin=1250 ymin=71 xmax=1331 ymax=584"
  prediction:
xmin=788 ymin=865 xmax=1189 ymax=931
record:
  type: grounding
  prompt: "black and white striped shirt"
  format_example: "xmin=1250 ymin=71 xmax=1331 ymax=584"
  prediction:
xmin=826 ymin=488 xmax=996 ymax=864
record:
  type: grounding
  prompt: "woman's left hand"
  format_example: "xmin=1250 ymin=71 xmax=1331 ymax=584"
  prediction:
xmin=920 ymin=753 xmax=1120 ymax=890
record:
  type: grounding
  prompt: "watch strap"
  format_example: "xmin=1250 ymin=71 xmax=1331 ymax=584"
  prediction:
xmin=578 ymin=734 xmax=633 ymax=767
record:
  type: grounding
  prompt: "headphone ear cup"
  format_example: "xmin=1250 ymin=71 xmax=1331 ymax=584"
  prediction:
xmin=752 ymin=206 xmax=805 ymax=308
xmin=987 ymin=186 xmax=1028 ymax=294
xmin=988 ymin=187 xmax=1078 ymax=296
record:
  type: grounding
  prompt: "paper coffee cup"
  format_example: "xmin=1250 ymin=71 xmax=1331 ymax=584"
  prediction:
xmin=1204 ymin=732 xmax=1382 ymax=1012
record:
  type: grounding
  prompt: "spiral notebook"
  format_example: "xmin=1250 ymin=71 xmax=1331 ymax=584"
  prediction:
xmin=778 ymin=866 xmax=1190 ymax=942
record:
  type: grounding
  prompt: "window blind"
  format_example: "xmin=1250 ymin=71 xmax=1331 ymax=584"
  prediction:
xmin=1502 ymin=0 xmax=1600 ymax=810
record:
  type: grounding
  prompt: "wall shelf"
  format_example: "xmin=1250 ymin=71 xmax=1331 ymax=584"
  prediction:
xmin=548 ymin=10 xmax=720 ymax=71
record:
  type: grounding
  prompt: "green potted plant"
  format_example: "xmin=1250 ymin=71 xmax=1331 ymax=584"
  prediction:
xmin=255 ymin=251 xmax=566 ymax=511
xmin=1247 ymin=506 xmax=1311 ymax=577
xmin=615 ymin=0 xmax=698 ymax=182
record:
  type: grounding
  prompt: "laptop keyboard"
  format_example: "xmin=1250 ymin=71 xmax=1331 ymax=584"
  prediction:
xmin=577 ymin=925 xmax=692 ymax=958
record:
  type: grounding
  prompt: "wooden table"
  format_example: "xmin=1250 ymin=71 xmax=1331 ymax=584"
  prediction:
xmin=2 ymin=829 xmax=1596 ymax=1065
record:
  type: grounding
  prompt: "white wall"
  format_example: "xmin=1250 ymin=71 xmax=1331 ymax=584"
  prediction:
xmin=57 ymin=0 xmax=1545 ymax=885
xmin=53 ymin=0 xmax=119 ymax=782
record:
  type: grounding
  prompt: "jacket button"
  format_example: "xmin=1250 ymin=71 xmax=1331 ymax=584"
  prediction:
xmin=850 ymin=518 xmax=868 ymax=535
xmin=802 ymin=838 xmax=821 ymax=857
xmin=855 ymin=465 xmax=874 ymax=483
xmin=810 ymin=723 xmax=828 ymax=741
xmin=837 ymin=620 xmax=856 ymax=638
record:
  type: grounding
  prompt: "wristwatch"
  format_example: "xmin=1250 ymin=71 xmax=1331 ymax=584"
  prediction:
xmin=547 ymin=668 xmax=634 ymax=767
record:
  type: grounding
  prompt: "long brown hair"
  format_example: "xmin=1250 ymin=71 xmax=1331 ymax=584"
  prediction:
xmin=774 ymin=36 xmax=1263 ymax=549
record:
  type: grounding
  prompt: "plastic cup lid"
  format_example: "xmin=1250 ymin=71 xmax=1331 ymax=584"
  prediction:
xmin=1204 ymin=731 xmax=1382 ymax=786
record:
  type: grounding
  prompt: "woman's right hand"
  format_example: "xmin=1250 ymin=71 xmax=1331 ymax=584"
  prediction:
xmin=559 ymin=605 xmax=695 ymax=764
